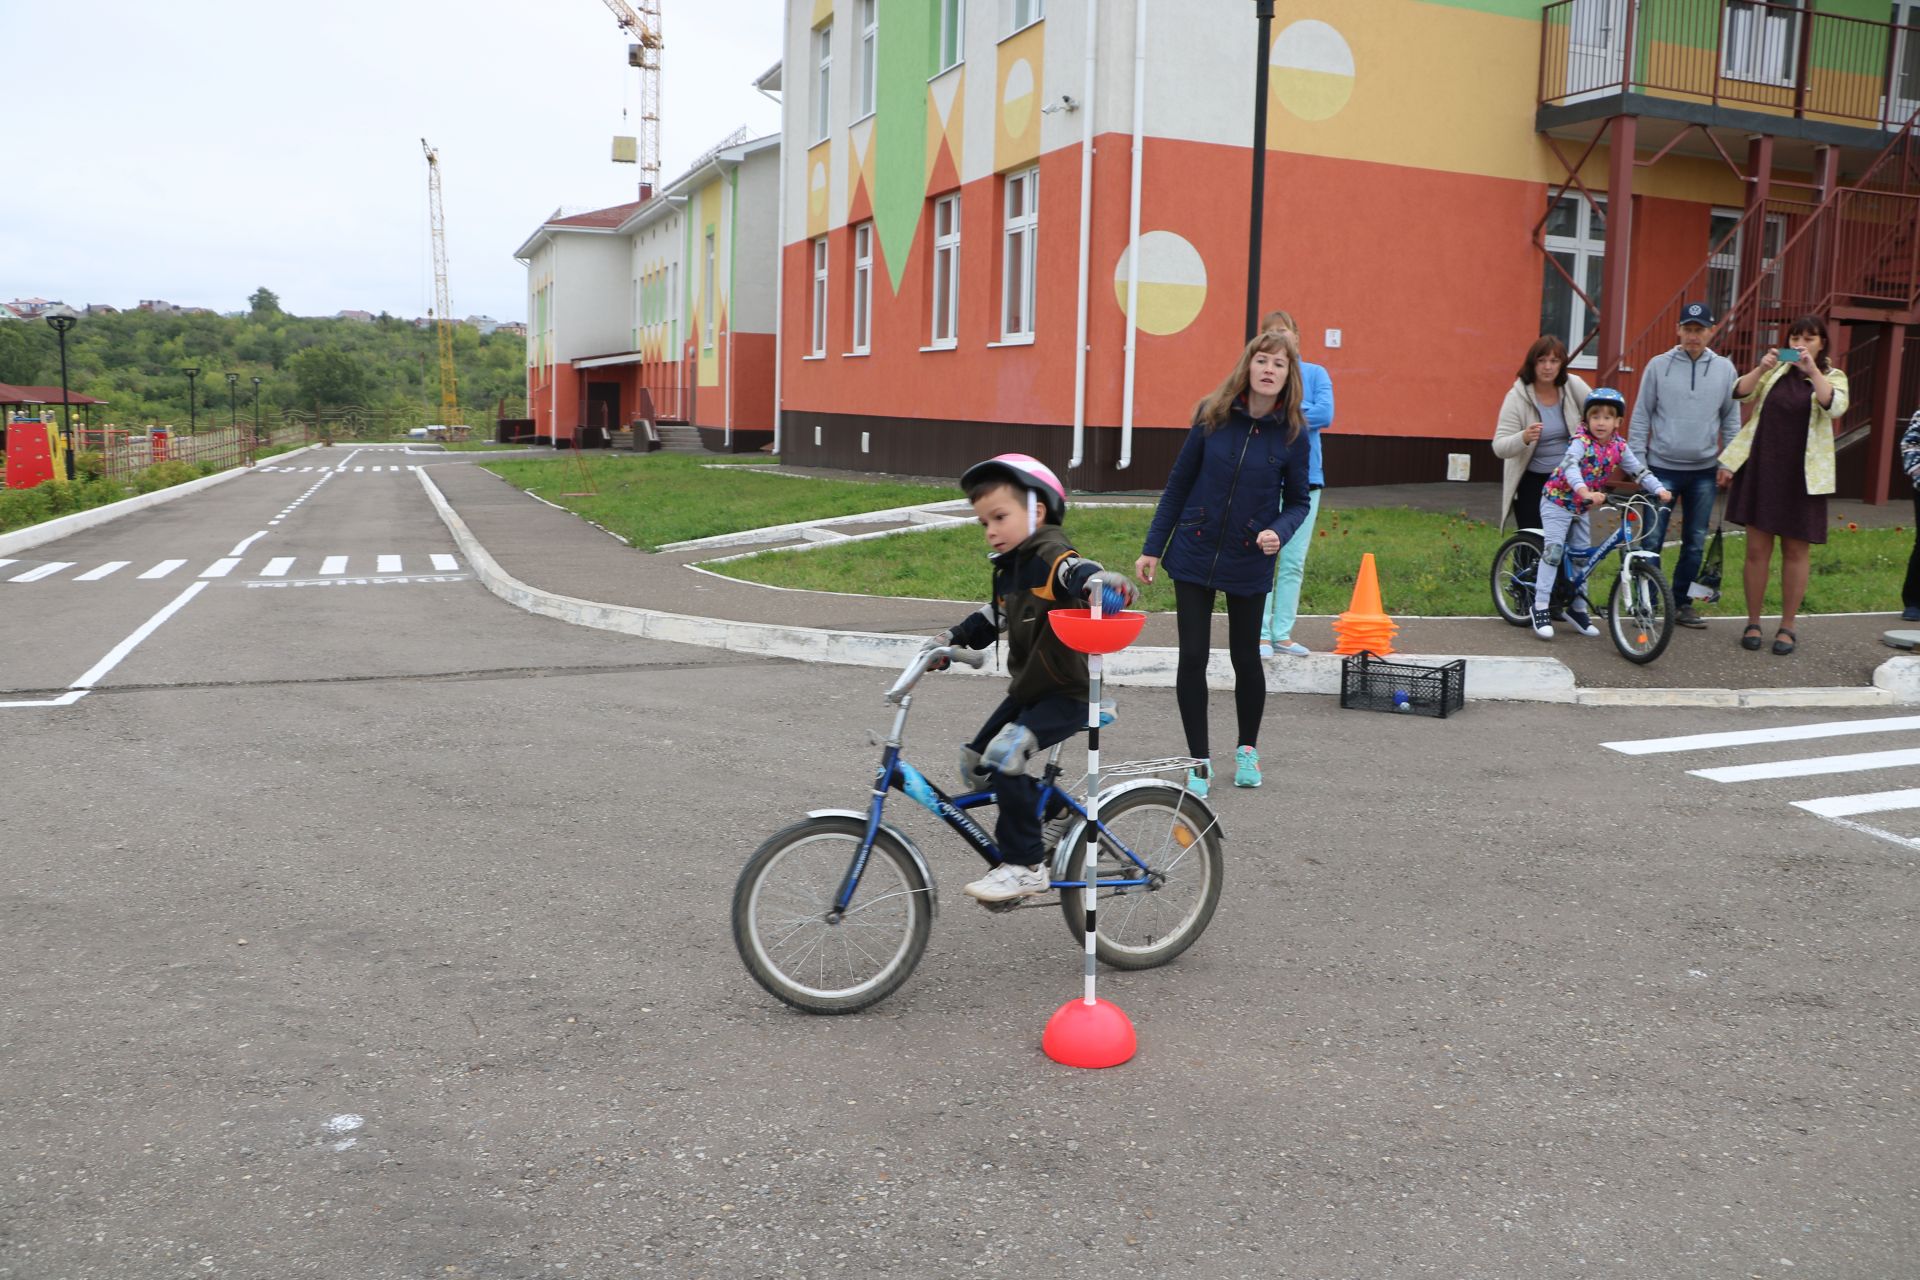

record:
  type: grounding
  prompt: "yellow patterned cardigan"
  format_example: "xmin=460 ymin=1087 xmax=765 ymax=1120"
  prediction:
xmin=1718 ymin=362 xmax=1849 ymax=496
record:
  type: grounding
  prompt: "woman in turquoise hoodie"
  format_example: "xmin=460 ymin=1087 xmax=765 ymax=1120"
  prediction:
xmin=1256 ymin=309 xmax=1335 ymax=657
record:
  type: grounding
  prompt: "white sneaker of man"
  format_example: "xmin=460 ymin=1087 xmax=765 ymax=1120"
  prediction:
xmin=964 ymin=862 xmax=1050 ymax=903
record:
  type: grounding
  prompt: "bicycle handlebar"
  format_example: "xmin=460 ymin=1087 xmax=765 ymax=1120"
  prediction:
xmin=884 ymin=645 xmax=987 ymax=704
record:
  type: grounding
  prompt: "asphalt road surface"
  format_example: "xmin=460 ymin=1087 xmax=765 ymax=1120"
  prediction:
xmin=2 ymin=452 xmax=1915 ymax=1279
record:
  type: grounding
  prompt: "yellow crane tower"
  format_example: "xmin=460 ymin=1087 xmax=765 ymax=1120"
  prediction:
xmin=420 ymin=137 xmax=461 ymax=433
xmin=601 ymin=0 xmax=663 ymax=189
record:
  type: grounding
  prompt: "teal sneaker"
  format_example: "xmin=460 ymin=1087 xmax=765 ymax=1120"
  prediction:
xmin=1184 ymin=762 xmax=1210 ymax=798
xmin=1233 ymin=745 xmax=1261 ymax=788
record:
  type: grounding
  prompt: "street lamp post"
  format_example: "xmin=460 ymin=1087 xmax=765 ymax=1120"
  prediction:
xmin=45 ymin=306 xmax=78 ymax=480
xmin=226 ymin=372 xmax=239 ymax=432
xmin=251 ymin=376 xmax=262 ymax=461
xmin=183 ymin=367 xmax=200 ymax=433
xmin=1245 ymin=0 xmax=1275 ymax=342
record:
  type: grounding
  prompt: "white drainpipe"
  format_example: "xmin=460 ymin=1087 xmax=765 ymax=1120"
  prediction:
xmin=1118 ymin=0 xmax=1147 ymax=472
xmin=768 ymin=102 xmax=787 ymax=454
xmin=1069 ymin=0 xmax=1100 ymax=471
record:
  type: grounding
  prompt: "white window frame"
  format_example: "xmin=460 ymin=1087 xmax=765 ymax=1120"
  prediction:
xmin=1707 ymin=205 xmax=1787 ymax=322
xmin=931 ymin=194 xmax=961 ymax=348
xmin=703 ymin=231 xmax=717 ymax=351
xmin=855 ymin=0 xmax=878 ymax=121
xmin=1009 ymin=0 xmax=1045 ymax=36
xmin=812 ymin=22 xmax=833 ymax=143
xmin=852 ymin=222 xmax=874 ymax=354
xmin=1000 ymin=167 xmax=1038 ymax=341
xmin=810 ymin=236 xmax=829 ymax=357
xmin=1540 ymin=192 xmax=1606 ymax=368
xmin=1721 ymin=0 xmax=1804 ymax=88
xmin=937 ymin=0 xmax=966 ymax=72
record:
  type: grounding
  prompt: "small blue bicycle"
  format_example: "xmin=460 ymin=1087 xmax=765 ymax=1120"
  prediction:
xmin=1489 ymin=491 xmax=1675 ymax=664
xmin=731 ymin=645 xmax=1226 ymax=1014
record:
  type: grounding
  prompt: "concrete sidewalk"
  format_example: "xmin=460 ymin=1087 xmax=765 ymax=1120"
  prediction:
xmin=421 ymin=462 xmax=1920 ymax=707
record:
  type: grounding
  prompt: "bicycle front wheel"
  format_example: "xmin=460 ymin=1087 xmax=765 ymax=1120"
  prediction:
xmin=732 ymin=816 xmax=931 ymax=1015
xmin=1608 ymin=557 xmax=1674 ymax=664
xmin=1490 ymin=533 xmax=1544 ymax=626
xmin=1059 ymin=784 xmax=1224 ymax=970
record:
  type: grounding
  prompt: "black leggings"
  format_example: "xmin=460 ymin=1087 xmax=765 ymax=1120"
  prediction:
xmin=1173 ymin=577 xmax=1267 ymax=761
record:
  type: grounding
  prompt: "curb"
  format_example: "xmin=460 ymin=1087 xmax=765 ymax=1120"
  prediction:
xmin=0 ymin=442 xmax=326 ymax=558
xmin=419 ymin=470 xmax=1920 ymax=711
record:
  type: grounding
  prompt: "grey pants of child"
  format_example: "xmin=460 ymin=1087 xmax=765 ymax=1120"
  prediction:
xmin=1533 ymin=503 xmax=1592 ymax=613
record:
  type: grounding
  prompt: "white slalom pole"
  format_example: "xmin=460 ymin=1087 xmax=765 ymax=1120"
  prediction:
xmin=1083 ymin=592 xmax=1103 ymax=1005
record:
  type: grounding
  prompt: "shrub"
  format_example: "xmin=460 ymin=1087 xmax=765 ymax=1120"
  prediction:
xmin=0 ymin=485 xmax=53 ymax=532
xmin=131 ymin=460 xmax=202 ymax=494
xmin=74 ymin=450 xmax=106 ymax=482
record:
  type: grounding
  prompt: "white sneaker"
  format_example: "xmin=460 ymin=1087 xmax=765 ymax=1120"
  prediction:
xmin=964 ymin=862 xmax=1050 ymax=903
xmin=1531 ymin=607 xmax=1555 ymax=640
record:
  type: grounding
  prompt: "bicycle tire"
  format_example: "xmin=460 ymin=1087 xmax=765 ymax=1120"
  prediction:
xmin=1058 ymin=784 xmax=1224 ymax=970
xmin=1607 ymin=557 xmax=1674 ymax=664
xmin=732 ymin=816 xmax=931 ymax=1015
xmin=1490 ymin=532 xmax=1544 ymax=626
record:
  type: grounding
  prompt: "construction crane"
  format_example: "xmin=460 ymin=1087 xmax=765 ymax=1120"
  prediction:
xmin=600 ymin=0 xmax=663 ymax=189
xmin=420 ymin=137 xmax=461 ymax=435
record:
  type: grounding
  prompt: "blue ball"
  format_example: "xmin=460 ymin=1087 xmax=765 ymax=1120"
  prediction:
xmin=1392 ymin=689 xmax=1412 ymax=712
xmin=1100 ymin=583 xmax=1127 ymax=615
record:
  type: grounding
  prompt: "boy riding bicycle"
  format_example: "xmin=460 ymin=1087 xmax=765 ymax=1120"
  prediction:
xmin=920 ymin=454 xmax=1138 ymax=904
xmin=1532 ymin=387 xmax=1671 ymax=641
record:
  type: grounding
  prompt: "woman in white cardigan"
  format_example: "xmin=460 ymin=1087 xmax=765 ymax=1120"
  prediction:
xmin=1493 ymin=335 xmax=1593 ymax=533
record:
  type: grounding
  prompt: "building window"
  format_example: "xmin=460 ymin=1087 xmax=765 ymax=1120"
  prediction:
xmin=1706 ymin=207 xmax=1786 ymax=325
xmin=1540 ymin=192 xmax=1605 ymax=365
xmin=1001 ymin=167 xmax=1038 ymax=341
xmin=812 ymin=22 xmax=833 ymax=143
xmin=852 ymin=222 xmax=874 ymax=354
xmin=937 ymin=0 xmax=965 ymax=72
xmin=1010 ymin=0 xmax=1044 ymax=34
xmin=703 ymin=231 xmax=717 ymax=350
xmin=1722 ymin=0 xmax=1803 ymax=87
xmin=931 ymin=194 xmax=960 ymax=347
xmin=856 ymin=0 xmax=877 ymax=120
xmin=811 ymin=236 xmax=829 ymax=357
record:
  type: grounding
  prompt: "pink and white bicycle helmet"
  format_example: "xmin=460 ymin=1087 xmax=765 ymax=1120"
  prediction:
xmin=959 ymin=453 xmax=1067 ymax=525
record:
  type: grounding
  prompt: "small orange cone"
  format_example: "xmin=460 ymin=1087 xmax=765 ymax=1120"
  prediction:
xmin=1331 ymin=552 xmax=1399 ymax=656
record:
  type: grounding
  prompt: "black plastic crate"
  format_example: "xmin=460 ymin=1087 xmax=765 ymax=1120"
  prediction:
xmin=1339 ymin=650 xmax=1466 ymax=718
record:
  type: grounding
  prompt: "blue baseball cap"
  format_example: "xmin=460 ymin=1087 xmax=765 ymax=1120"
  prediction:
xmin=1678 ymin=301 xmax=1715 ymax=327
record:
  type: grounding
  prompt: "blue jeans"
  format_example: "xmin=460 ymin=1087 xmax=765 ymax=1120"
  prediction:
xmin=1641 ymin=467 xmax=1719 ymax=604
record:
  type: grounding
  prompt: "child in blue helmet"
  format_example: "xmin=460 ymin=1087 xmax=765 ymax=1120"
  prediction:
xmin=1532 ymin=388 xmax=1671 ymax=640
xmin=920 ymin=453 xmax=1138 ymax=903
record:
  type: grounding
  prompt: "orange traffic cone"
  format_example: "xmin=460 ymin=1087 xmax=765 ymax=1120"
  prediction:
xmin=1331 ymin=552 xmax=1399 ymax=656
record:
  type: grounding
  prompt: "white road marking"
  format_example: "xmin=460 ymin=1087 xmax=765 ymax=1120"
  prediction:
xmin=138 ymin=559 xmax=186 ymax=579
xmin=260 ymin=557 xmax=295 ymax=577
xmin=430 ymin=554 xmax=458 ymax=571
xmin=376 ymin=554 xmax=402 ymax=573
xmin=10 ymin=562 xmax=75 ymax=582
xmin=0 ymin=690 xmax=87 ymax=709
xmin=229 ymin=530 xmax=269 ymax=556
xmin=1690 ymin=747 xmax=1920 ymax=784
xmin=1793 ymin=789 xmax=1920 ymax=818
xmin=353 ymin=466 xmax=365 ymax=472
xmin=320 ymin=556 xmax=349 ymax=575
xmin=70 ymin=581 xmax=209 ymax=689
xmin=0 ymin=559 xmax=15 ymax=572
xmin=199 ymin=558 xmax=241 ymax=579
xmin=1604 ymin=715 xmax=1920 ymax=756
xmin=75 ymin=561 xmax=130 ymax=581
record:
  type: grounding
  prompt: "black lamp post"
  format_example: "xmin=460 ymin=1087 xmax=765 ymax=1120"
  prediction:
xmin=226 ymin=372 xmax=239 ymax=431
xmin=1245 ymin=0 xmax=1275 ymax=342
xmin=183 ymin=367 xmax=200 ymax=432
xmin=251 ymin=376 xmax=262 ymax=439
xmin=45 ymin=306 xmax=77 ymax=480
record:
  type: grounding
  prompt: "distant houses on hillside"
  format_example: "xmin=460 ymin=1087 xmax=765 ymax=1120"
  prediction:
xmin=4 ymin=296 xmax=524 ymax=330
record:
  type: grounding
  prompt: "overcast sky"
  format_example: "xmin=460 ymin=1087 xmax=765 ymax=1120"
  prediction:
xmin=0 ymin=1 xmax=784 ymax=323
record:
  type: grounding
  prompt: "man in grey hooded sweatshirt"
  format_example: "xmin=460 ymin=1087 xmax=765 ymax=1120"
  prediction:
xmin=1628 ymin=301 xmax=1743 ymax=628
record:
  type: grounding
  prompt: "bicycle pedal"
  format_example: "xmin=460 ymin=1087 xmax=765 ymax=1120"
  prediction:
xmin=976 ymin=897 xmax=1024 ymax=914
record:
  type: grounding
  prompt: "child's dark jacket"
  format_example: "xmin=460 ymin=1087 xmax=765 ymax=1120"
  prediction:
xmin=948 ymin=524 xmax=1104 ymax=706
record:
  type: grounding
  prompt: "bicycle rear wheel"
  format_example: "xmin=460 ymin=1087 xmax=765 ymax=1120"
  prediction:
xmin=1058 ymin=784 xmax=1224 ymax=970
xmin=1607 ymin=557 xmax=1674 ymax=664
xmin=732 ymin=816 xmax=931 ymax=1015
xmin=1490 ymin=532 xmax=1544 ymax=626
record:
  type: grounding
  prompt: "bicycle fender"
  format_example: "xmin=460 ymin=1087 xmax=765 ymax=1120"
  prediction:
xmin=1624 ymin=548 xmax=1662 ymax=564
xmin=1048 ymin=778 xmax=1225 ymax=880
xmin=807 ymin=809 xmax=940 ymax=919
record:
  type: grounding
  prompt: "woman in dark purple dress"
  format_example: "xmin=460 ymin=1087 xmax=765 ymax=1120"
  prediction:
xmin=1720 ymin=315 xmax=1849 ymax=656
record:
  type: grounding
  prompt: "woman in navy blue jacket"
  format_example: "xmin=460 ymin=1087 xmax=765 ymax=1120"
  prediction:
xmin=1136 ymin=329 xmax=1312 ymax=796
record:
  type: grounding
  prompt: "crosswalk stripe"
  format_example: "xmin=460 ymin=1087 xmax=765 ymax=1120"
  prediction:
xmin=1690 ymin=747 xmax=1920 ymax=783
xmin=320 ymin=556 xmax=348 ymax=575
xmin=353 ymin=466 xmax=365 ymax=472
xmin=0 ymin=559 xmax=17 ymax=572
xmin=1792 ymin=788 xmax=1920 ymax=818
xmin=75 ymin=561 xmax=129 ymax=581
xmin=200 ymin=558 xmax=240 ymax=579
xmin=260 ymin=557 xmax=294 ymax=577
xmin=10 ymin=562 xmax=74 ymax=582
xmin=430 ymin=553 xmax=458 ymax=571
xmin=138 ymin=560 xmax=186 ymax=579
xmin=376 ymin=554 xmax=402 ymax=572
xmin=1604 ymin=715 xmax=1920 ymax=756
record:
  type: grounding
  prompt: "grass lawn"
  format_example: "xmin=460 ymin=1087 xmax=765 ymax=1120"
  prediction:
xmin=482 ymin=452 xmax=951 ymax=550
xmin=710 ymin=502 xmax=1913 ymax=617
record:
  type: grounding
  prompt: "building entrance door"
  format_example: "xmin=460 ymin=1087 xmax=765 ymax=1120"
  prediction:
xmin=1566 ymin=0 xmax=1629 ymax=101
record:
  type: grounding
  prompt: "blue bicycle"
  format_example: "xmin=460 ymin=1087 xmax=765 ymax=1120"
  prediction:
xmin=1489 ymin=491 xmax=1675 ymax=664
xmin=732 ymin=645 xmax=1226 ymax=1014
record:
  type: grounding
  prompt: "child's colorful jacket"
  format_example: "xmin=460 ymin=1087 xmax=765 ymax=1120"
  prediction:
xmin=1543 ymin=428 xmax=1664 ymax=512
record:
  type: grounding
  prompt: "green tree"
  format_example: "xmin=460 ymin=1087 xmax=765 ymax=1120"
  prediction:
xmin=248 ymin=287 xmax=282 ymax=321
xmin=0 ymin=323 xmax=49 ymax=384
xmin=290 ymin=345 xmax=368 ymax=408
